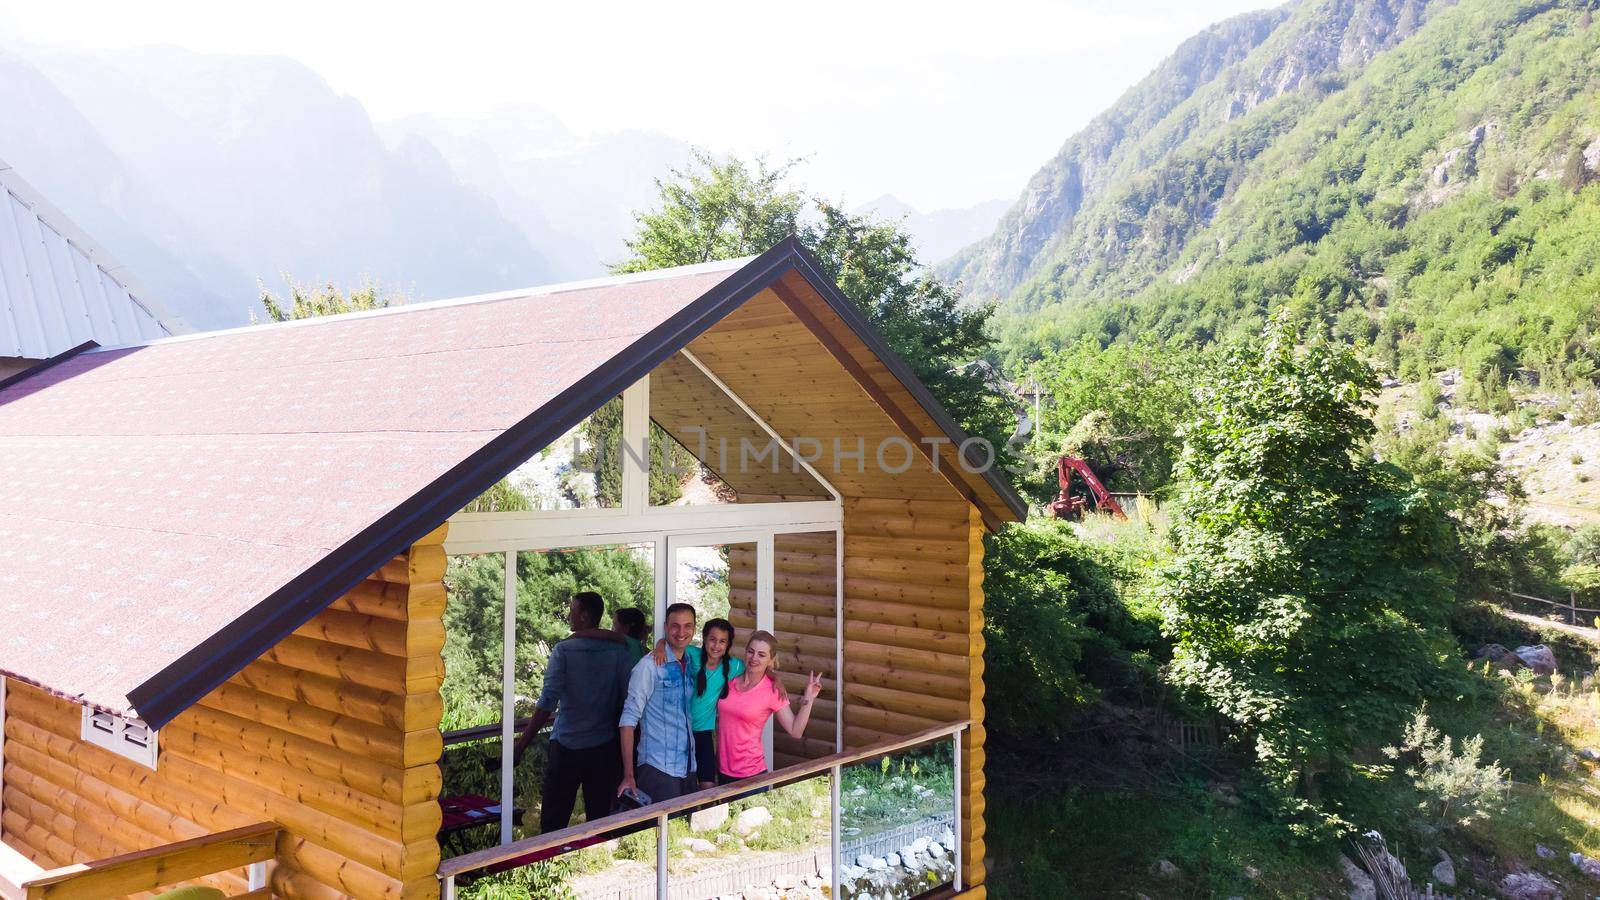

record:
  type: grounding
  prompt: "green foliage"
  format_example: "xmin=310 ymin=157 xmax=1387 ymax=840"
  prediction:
xmin=1022 ymin=338 xmax=1205 ymax=496
xmin=982 ymin=518 xmax=1160 ymax=737
xmin=1156 ymin=316 xmax=1461 ymax=808
xmin=618 ymin=152 xmax=1017 ymax=463
xmin=1382 ymin=707 xmax=1508 ymax=827
xmin=257 ymin=277 xmax=404 ymax=321
xmin=994 ymin=0 xmax=1600 ymax=400
xmin=572 ymin=398 xmax=697 ymax=507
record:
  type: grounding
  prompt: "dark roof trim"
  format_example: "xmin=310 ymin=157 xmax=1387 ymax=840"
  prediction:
xmin=125 ymin=236 xmax=1023 ymax=729
xmin=0 ymin=340 xmax=99 ymax=394
xmin=126 ymin=241 xmax=801 ymax=729
xmin=780 ymin=243 xmax=1029 ymax=524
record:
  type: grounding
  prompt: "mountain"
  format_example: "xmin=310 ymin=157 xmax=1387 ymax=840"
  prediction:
xmin=0 ymin=48 xmax=249 ymax=329
xmin=10 ymin=46 xmax=554 ymax=326
xmin=954 ymin=0 xmax=1600 ymax=405
xmin=854 ymin=195 xmax=1009 ymax=265
xmin=378 ymin=112 xmax=694 ymax=279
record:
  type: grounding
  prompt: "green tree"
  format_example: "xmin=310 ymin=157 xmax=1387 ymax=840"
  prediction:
xmin=1156 ymin=315 xmax=1459 ymax=816
xmin=1023 ymin=337 xmax=1203 ymax=497
xmin=257 ymin=277 xmax=404 ymax=321
xmin=619 ymin=152 xmax=1016 ymax=462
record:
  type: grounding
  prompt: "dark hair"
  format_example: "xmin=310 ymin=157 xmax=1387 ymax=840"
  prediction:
xmin=613 ymin=606 xmax=648 ymax=641
xmin=572 ymin=591 xmax=605 ymax=628
xmin=696 ymin=618 xmax=736 ymax=699
xmin=665 ymin=602 xmax=696 ymax=622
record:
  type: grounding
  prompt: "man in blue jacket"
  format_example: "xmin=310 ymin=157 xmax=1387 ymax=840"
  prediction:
xmin=520 ymin=591 xmax=633 ymax=832
xmin=617 ymin=602 xmax=699 ymax=802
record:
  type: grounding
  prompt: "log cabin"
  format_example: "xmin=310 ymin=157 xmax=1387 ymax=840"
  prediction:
xmin=0 ymin=237 xmax=1024 ymax=900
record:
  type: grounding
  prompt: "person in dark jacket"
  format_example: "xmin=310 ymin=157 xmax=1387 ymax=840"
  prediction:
xmin=518 ymin=591 xmax=633 ymax=832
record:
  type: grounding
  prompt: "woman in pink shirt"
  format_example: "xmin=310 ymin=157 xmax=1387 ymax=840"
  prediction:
xmin=715 ymin=630 xmax=823 ymax=783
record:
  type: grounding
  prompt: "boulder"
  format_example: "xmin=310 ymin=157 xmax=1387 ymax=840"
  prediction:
xmin=683 ymin=837 xmax=715 ymax=854
xmin=732 ymin=806 xmax=772 ymax=836
xmin=690 ymin=803 xmax=730 ymax=832
xmin=1581 ymin=748 xmax=1600 ymax=761
xmin=1339 ymin=853 xmax=1377 ymax=900
xmin=1536 ymin=844 xmax=1556 ymax=859
xmin=1473 ymin=644 xmax=1525 ymax=671
xmin=1500 ymin=871 xmax=1561 ymax=900
xmin=886 ymin=853 xmax=901 ymax=869
xmin=1152 ymin=859 xmax=1181 ymax=879
xmin=1571 ymin=851 xmax=1600 ymax=879
xmin=1432 ymin=851 xmax=1456 ymax=888
xmin=1515 ymin=644 xmax=1559 ymax=676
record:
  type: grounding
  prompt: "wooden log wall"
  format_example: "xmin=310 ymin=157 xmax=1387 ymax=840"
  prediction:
xmin=727 ymin=532 xmax=839 ymax=767
xmin=0 ymin=526 xmax=449 ymax=900
xmin=840 ymin=497 xmax=987 ymax=891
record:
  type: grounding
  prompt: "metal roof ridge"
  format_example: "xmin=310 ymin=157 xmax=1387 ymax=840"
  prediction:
xmin=0 ymin=156 xmax=193 ymax=337
xmin=86 ymin=255 xmax=759 ymax=354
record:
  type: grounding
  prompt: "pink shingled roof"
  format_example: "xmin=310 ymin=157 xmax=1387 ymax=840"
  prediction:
xmin=0 ymin=265 xmax=738 ymax=719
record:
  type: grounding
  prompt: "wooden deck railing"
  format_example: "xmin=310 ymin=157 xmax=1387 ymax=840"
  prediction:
xmin=439 ymin=719 xmax=970 ymax=898
xmin=1 ymin=822 xmax=278 ymax=900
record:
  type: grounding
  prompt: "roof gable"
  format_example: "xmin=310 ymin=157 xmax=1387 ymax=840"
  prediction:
xmin=0 ymin=238 xmax=1021 ymax=729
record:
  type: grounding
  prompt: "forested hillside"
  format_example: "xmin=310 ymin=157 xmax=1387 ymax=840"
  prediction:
xmin=953 ymin=0 xmax=1600 ymax=409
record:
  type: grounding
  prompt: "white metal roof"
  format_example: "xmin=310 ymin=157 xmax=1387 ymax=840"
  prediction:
xmin=0 ymin=157 xmax=189 ymax=360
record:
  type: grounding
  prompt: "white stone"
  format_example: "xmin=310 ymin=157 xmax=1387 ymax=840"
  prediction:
xmin=927 ymin=842 xmax=946 ymax=859
xmin=1432 ymin=852 xmax=1456 ymax=888
xmin=690 ymin=803 xmax=730 ymax=833
xmin=683 ymin=837 xmax=715 ymax=854
xmin=886 ymin=853 xmax=901 ymax=868
xmin=732 ymin=806 xmax=772 ymax=836
xmin=1339 ymin=853 xmax=1376 ymax=900
xmin=855 ymin=853 xmax=876 ymax=869
xmin=868 ymin=856 xmax=889 ymax=871
xmin=774 ymin=873 xmax=797 ymax=889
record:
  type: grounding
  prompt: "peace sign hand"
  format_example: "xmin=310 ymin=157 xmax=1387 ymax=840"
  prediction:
xmin=803 ymin=671 xmax=823 ymax=701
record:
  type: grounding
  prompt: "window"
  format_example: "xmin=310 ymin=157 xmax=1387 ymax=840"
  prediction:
xmin=81 ymin=706 xmax=158 ymax=769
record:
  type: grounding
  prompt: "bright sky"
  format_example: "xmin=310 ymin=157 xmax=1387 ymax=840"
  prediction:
xmin=0 ymin=0 xmax=1273 ymax=211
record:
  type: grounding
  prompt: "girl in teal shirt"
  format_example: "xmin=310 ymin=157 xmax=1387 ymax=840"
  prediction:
xmin=675 ymin=618 xmax=743 ymax=790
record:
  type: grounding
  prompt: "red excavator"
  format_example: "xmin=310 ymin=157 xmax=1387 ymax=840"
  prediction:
xmin=1048 ymin=456 xmax=1126 ymax=520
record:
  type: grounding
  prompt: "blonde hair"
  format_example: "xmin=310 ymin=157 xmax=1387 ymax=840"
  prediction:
xmin=746 ymin=630 xmax=788 ymax=699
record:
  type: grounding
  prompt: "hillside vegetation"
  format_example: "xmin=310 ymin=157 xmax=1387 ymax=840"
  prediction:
xmin=953 ymin=0 xmax=1600 ymax=411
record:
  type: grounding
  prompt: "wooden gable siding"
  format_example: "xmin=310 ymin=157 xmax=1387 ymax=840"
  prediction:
xmin=1 ymin=527 xmax=449 ymax=899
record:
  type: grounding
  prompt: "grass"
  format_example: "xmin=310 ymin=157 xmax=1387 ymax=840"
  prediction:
xmin=984 ymin=607 xmax=1600 ymax=898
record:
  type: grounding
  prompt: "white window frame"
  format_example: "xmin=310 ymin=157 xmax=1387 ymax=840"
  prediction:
xmin=80 ymin=705 xmax=158 ymax=770
xmin=447 ymin=358 xmax=848 ymax=845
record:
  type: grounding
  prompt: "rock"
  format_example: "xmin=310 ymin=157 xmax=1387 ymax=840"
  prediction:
xmin=1243 ymin=865 xmax=1261 ymax=881
xmin=683 ymin=837 xmax=715 ymax=854
xmin=1474 ymin=643 xmax=1526 ymax=671
xmin=731 ymin=806 xmax=771 ymax=836
xmin=690 ymin=803 xmax=730 ymax=832
xmin=886 ymin=853 xmax=901 ymax=869
xmin=1152 ymin=858 xmax=1181 ymax=879
xmin=1432 ymin=851 xmax=1456 ymax=888
xmin=1516 ymin=644 xmax=1559 ymax=675
xmin=1500 ymin=871 xmax=1561 ymax=900
xmin=855 ymin=853 xmax=875 ymax=869
xmin=1572 ymin=851 xmax=1600 ymax=879
xmin=774 ymin=874 xmax=797 ymax=890
xmin=927 ymin=842 xmax=946 ymax=859
xmin=868 ymin=856 xmax=889 ymax=871
xmin=1537 ymin=843 xmax=1556 ymax=859
xmin=1340 ymin=853 xmax=1377 ymax=900
xmin=1581 ymin=748 xmax=1600 ymax=761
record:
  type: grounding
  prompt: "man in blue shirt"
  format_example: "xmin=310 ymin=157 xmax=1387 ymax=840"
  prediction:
xmin=520 ymin=591 xmax=633 ymax=832
xmin=617 ymin=602 xmax=698 ymax=803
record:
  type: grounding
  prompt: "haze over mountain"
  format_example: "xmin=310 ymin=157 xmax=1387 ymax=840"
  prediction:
xmin=948 ymin=0 xmax=1600 ymax=397
xmin=376 ymin=111 xmax=694 ymax=280
xmin=853 ymin=195 xmax=1009 ymax=265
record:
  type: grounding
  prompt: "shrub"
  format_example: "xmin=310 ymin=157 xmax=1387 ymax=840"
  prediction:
xmin=1382 ymin=708 xmax=1508 ymax=827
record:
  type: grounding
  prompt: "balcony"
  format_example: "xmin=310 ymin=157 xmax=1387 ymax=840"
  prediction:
xmin=438 ymin=721 xmax=968 ymax=900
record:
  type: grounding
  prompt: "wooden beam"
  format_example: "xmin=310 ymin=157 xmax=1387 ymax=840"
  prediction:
xmin=767 ymin=277 xmax=1000 ymax=530
xmin=21 ymin=822 xmax=278 ymax=900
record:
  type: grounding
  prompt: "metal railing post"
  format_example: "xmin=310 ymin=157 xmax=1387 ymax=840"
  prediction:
xmin=656 ymin=812 xmax=669 ymax=899
xmin=830 ymin=763 xmax=842 ymax=899
xmin=441 ymin=874 xmax=456 ymax=900
xmin=952 ymin=728 xmax=963 ymax=893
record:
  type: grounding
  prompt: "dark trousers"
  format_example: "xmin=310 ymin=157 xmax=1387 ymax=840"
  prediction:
xmin=540 ymin=737 xmax=622 ymax=833
xmin=635 ymin=762 xmax=698 ymax=804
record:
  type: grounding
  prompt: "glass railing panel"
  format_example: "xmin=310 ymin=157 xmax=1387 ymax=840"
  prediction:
xmin=838 ymin=738 xmax=958 ymax=900
xmin=665 ymin=774 xmax=833 ymax=900
xmin=453 ymin=819 xmax=660 ymax=900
